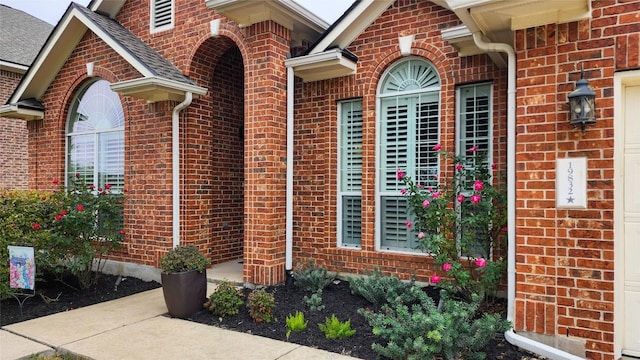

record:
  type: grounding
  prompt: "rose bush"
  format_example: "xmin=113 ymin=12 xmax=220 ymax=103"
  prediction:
xmin=0 ymin=174 xmax=124 ymax=296
xmin=398 ymin=145 xmax=507 ymax=302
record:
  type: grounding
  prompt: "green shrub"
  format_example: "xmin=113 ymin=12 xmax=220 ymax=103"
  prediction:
xmin=361 ymin=291 xmax=510 ymax=360
xmin=205 ymin=281 xmax=243 ymax=317
xmin=349 ymin=268 xmax=421 ymax=306
xmin=247 ymin=288 xmax=275 ymax=323
xmin=302 ymin=290 xmax=324 ymax=312
xmin=160 ymin=245 xmax=210 ymax=273
xmin=318 ymin=314 xmax=356 ymax=340
xmin=285 ymin=310 xmax=308 ymax=339
xmin=292 ymin=259 xmax=335 ymax=311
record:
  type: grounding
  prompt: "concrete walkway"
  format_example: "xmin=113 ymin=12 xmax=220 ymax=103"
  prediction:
xmin=0 ymin=288 xmax=360 ymax=360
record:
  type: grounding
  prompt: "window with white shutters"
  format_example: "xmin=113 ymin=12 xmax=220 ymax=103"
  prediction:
xmin=338 ymin=100 xmax=363 ymax=247
xmin=457 ymin=83 xmax=492 ymax=189
xmin=457 ymin=83 xmax=493 ymax=257
xmin=67 ymin=79 xmax=125 ymax=192
xmin=151 ymin=0 xmax=174 ymax=33
xmin=377 ymin=57 xmax=440 ymax=251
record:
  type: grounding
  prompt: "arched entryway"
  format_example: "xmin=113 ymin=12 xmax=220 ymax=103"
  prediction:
xmin=187 ymin=36 xmax=244 ymax=271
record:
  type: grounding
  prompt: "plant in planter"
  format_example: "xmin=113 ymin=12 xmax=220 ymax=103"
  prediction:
xmin=160 ymin=245 xmax=210 ymax=319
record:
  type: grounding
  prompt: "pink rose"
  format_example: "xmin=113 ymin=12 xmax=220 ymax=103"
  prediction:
xmin=475 ymin=258 xmax=487 ymax=268
xmin=396 ymin=169 xmax=405 ymax=180
xmin=52 ymin=178 xmax=59 ymax=185
xmin=455 ymin=163 xmax=463 ymax=172
xmin=470 ymin=194 xmax=481 ymax=204
xmin=474 ymin=180 xmax=484 ymax=191
xmin=418 ymin=232 xmax=425 ymax=239
xmin=442 ymin=263 xmax=452 ymax=272
xmin=422 ymin=199 xmax=430 ymax=208
xmin=406 ymin=221 xmax=412 ymax=228
xmin=32 ymin=222 xmax=41 ymax=230
xmin=55 ymin=214 xmax=62 ymax=221
xmin=433 ymin=143 xmax=442 ymax=151
xmin=432 ymin=191 xmax=441 ymax=199
xmin=467 ymin=145 xmax=479 ymax=153
xmin=76 ymin=204 xmax=84 ymax=212
xmin=457 ymin=194 xmax=465 ymax=203
xmin=430 ymin=274 xmax=441 ymax=284
xmin=400 ymin=188 xmax=407 ymax=195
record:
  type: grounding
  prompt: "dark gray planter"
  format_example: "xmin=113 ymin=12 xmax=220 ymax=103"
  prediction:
xmin=161 ymin=270 xmax=207 ymax=319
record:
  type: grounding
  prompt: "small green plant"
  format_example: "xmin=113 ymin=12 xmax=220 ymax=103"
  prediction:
xmin=302 ymin=290 xmax=325 ymax=311
xmin=204 ymin=280 xmax=243 ymax=317
xmin=292 ymin=259 xmax=335 ymax=311
xmin=349 ymin=267 xmax=421 ymax=306
xmin=285 ymin=310 xmax=308 ymax=339
xmin=361 ymin=290 xmax=510 ymax=360
xmin=247 ymin=288 xmax=275 ymax=323
xmin=318 ymin=314 xmax=356 ymax=340
xmin=160 ymin=245 xmax=210 ymax=274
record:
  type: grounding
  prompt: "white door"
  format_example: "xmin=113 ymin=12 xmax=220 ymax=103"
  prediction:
xmin=622 ymin=84 xmax=640 ymax=357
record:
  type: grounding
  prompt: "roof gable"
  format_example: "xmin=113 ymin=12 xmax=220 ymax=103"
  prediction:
xmin=7 ymin=3 xmax=205 ymax=107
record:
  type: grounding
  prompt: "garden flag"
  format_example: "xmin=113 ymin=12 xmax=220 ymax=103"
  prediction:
xmin=8 ymin=246 xmax=35 ymax=290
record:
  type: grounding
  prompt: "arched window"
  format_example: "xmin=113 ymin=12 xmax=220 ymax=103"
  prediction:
xmin=377 ymin=57 xmax=440 ymax=252
xmin=66 ymin=79 xmax=124 ymax=191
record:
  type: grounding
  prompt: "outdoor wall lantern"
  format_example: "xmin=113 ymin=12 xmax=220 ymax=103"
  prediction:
xmin=567 ymin=67 xmax=596 ymax=133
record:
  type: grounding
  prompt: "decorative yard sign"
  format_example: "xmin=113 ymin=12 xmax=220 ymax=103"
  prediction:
xmin=556 ymin=157 xmax=587 ymax=209
xmin=8 ymin=245 xmax=36 ymax=317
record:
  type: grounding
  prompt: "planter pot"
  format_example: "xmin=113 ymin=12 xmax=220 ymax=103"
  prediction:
xmin=161 ymin=270 xmax=207 ymax=319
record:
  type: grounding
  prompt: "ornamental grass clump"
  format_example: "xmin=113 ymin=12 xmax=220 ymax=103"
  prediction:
xmin=398 ymin=145 xmax=507 ymax=302
xmin=318 ymin=314 xmax=356 ymax=340
xmin=285 ymin=310 xmax=308 ymax=339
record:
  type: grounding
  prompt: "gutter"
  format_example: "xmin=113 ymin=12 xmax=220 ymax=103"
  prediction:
xmin=285 ymin=66 xmax=294 ymax=276
xmin=471 ymin=32 xmax=584 ymax=360
xmin=171 ymin=92 xmax=193 ymax=248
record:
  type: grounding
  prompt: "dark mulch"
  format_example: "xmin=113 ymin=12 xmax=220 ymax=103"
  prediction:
xmin=0 ymin=272 xmax=161 ymax=326
xmin=1 ymin=272 xmax=543 ymax=359
xmin=188 ymin=279 xmax=544 ymax=360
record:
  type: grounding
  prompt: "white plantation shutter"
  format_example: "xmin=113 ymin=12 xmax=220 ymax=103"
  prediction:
xmin=458 ymin=83 xmax=492 ymax=190
xmin=152 ymin=0 xmax=174 ymax=30
xmin=67 ymin=80 xmax=124 ymax=191
xmin=378 ymin=58 xmax=440 ymax=251
xmin=99 ymin=132 xmax=125 ymax=190
xmin=339 ymin=100 xmax=363 ymax=247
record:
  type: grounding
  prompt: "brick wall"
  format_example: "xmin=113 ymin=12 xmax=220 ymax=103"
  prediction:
xmin=291 ymin=0 xmax=509 ymax=281
xmin=513 ymin=1 xmax=640 ymax=359
xmin=27 ymin=0 xmax=292 ymax=285
xmin=0 ymin=69 xmax=28 ymax=190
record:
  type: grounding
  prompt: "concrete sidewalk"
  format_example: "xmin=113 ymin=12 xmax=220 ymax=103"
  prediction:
xmin=0 ymin=288 xmax=360 ymax=360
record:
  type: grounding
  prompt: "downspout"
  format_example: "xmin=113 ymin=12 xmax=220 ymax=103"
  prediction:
xmin=172 ymin=92 xmax=193 ymax=248
xmin=471 ymin=33 xmax=583 ymax=360
xmin=285 ymin=66 xmax=294 ymax=277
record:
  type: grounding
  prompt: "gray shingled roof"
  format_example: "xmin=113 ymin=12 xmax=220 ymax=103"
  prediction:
xmin=73 ymin=4 xmax=196 ymax=86
xmin=0 ymin=4 xmax=53 ymax=66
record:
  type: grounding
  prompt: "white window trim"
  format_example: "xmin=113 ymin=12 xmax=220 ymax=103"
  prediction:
xmin=337 ymin=100 xmax=362 ymax=249
xmin=454 ymin=82 xmax=494 ymax=184
xmin=65 ymin=80 xmax=125 ymax=192
xmin=150 ymin=0 xmax=175 ymax=34
xmin=375 ymin=57 xmax=440 ymax=255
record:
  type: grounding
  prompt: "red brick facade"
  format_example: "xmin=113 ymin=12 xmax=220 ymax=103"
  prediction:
xmin=512 ymin=2 xmax=639 ymax=359
xmin=16 ymin=0 xmax=640 ymax=358
xmin=0 ymin=69 xmax=28 ymax=190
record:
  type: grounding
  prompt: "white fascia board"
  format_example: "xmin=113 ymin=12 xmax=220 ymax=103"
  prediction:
xmin=445 ymin=0 xmax=503 ymax=10
xmin=0 ymin=60 xmax=28 ymax=74
xmin=308 ymin=0 xmax=394 ymax=55
xmin=10 ymin=7 xmax=156 ymax=104
xmin=110 ymin=77 xmax=208 ymax=102
xmin=90 ymin=0 xmax=126 ymax=19
xmin=0 ymin=104 xmax=44 ymax=121
xmin=441 ymin=25 xmax=472 ymax=40
xmin=285 ymin=49 xmax=356 ymax=82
